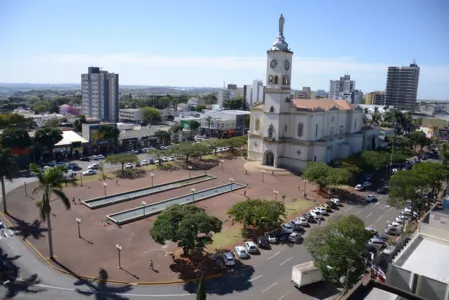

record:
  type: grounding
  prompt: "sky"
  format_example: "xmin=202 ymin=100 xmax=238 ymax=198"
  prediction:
xmin=1 ymin=0 xmax=449 ymax=100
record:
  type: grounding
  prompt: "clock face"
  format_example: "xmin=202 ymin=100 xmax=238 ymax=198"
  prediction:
xmin=270 ymin=59 xmax=278 ymax=69
xmin=284 ymin=60 xmax=290 ymax=70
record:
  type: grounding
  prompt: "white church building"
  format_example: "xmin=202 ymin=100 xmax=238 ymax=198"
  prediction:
xmin=247 ymin=14 xmax=379 ymax=172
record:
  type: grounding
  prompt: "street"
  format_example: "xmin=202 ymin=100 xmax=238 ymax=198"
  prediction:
xmin=0 ymin=176 xmax=401 ymax=300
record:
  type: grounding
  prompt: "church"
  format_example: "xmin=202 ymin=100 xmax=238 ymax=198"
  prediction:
xmin=247 ymin=14 xmax=379 ymax=172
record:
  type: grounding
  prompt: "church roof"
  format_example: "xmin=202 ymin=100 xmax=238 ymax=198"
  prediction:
xmin=291 ymin=99 xmax=356 ymax=111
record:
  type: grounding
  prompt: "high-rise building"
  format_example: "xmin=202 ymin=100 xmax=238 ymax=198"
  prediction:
xmin=385 ymin=62 xmax=420 ymax=111
xmin=329 ymin=74 xmax=355 ymax=100
xmin=365 ymin=91 xmax=386 ymax=105
xmin=81 ymin=67 xmax=119 ymax=122
xmin=217 ymin=84 xmax=242 ymax=107
xmin=244 ymin=80 xmax=264 ymax=106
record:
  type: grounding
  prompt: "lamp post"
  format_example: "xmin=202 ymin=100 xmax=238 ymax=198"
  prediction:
xmin=150 ymin=173 xmax=154 ymax=186
xmin=103 ymin=182 xmax=107 ymax=196
xmin=303 ymin=179 xmax=308 ymax=198
xmin=142 ymin=201 xmax=147 ymax=218
xmin=188 ymin=166 xmax=192 ymax=178
xmin=76 ymin=218 xmax=81 ymax=238
xmin=229 ymin=177 xmax=234 ymax=190
xmin=116 ymin=244 xmax=122 ymax=269
xmin=262 ymin=170 xmax=265 ymax=182
xmin=191 ymin=188 xmax=196 ymax=201
xmin=274 ymin=190 xmax=279 ymax=201
xmin=80 ymin=173 xmax=83 ymax=186
xmin=220 ymin=159 xmax=224 ymax=171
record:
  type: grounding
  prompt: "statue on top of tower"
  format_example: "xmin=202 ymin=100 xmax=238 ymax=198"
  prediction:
xmin=279 ymin=14 xmax=285 ymax=36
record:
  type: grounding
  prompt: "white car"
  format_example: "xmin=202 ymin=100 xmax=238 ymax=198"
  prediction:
xmin=244 ymin=241 xmax=258 ymax=254
xmin=82 ymin=169 xmax=96 ymax=176
xmin=281 ymin=223 xmax=294 ymax=233
xmin=125 ymin=163 xmax=133 ymax=169
xmin=154 ymin=159 xmax=160 ymax=164
xmin=315 ymin=206 xmax=328 ymax=215
xmin=365 ymin=227 xmax=378 ymax=236
xmin=161 ymin=157 xmax=168 ymax=162
xmin=294 ymin=217 xmax=308 ymax=226
xmin=365 ymin=194 xmax=376 ymax=202
xmin=355 ymin=184 xmax=364 ymax=191
xmin=330 ymin=198 xmax=341 ymax=206
xmin=97 ymin=154 xmax=105 ymax=159
xmin=234 ymin=246 xmax=249 ymax=259
xmin=385 ymin=222 xmax=403 ymax=235
xmin=309 ymin=210 xmax=323 ymax=220
xmin=363 ymin=181 xmax=372 ymax=188
xmin=141 ymin=160 xmax=148 ymax=166
xmin=289 ymin=232 xmax=302 ymax=243
xmin=222 ymin=252 xmax=235 ymax=266
xmin=168 ymin=156 xmax=175 ymax=161
xmin=87 ymin=163 xmax=99 ymax=170
xmin=90 ymin=155 xmax=98 ymax=160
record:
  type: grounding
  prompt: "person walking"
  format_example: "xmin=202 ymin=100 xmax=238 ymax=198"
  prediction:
xmin=150 ymin=259 xmax=154 ymax=270
xmin=318 ymin=219 xmax=321 ymax=226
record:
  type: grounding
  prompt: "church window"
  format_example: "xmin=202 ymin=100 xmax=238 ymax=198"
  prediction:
xmin=274 ymin=75 xmax=279 ymax=84
xmin=268 ymin=75 xmax=274 ymax=84
xmin=354 ymin=120 xmax=357 ymax=129
xmin=284 ymin=124 xmax=287 ymax=132
xmin=315 ymin=124 xmax=318 ymax=137
xmin=339 ymin=126 xmax=344 ymax=135
xmin=297 ymin=123 xmax=303 ymax=137
xmin=269 ymin=106 xmax=274 ymax=113
xmin=330 ymin=127 xmax=335 ymax=136
xmin=255 ymin=118 xmax=260 ymax=131
xmin=314 ymin=156 xmax=317 ymax=162
xmin=268 ymin=124 xmax=274 ymax=138
xmin=282 ymin=75 xmax=289 ymax=85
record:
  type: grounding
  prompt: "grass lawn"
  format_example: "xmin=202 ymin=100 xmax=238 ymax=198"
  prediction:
xmin=209 ymin=225 xmax=243 ymax=251
xmin=285 ymin=199 xmax=314 ymax=218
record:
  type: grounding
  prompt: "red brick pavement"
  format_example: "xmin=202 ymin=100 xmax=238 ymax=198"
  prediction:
xmin=6 ymin=157 xmax=326 ymax=282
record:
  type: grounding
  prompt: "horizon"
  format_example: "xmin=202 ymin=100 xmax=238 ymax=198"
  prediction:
xmin=1 ymin=0 xmax=448 ymax=99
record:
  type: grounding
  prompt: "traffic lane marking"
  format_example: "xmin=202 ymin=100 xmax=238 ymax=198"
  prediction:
xmin=277 ymin=289 xmax=293 ymax=300
xmin=249 ymin=274 xmax=263 ymax=282
xmin=261 ymin=282 xmax=278 ymax=293
xmin=279 ymin=257 xmax=293 ymax=266
xmin=345 ymin=207 xmax=353 ymax=212
xmin=267 ymin=251 xmax=280 ymax=260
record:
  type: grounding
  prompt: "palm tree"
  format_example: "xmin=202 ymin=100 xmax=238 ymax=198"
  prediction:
xmin=29 ymin=163 xmax=76 ymax=259
xmin=0 ymin=146 xmax=18 ymax=214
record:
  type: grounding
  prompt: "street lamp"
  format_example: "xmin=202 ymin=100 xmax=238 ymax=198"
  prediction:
xmin=116 ymin=244 xmax=122 ymax=269
xmin=188 ymin=166 xmax=192 ymax=178
xmin=142 ymin=201 xmax=147 ymax=218
xmin=230 ymin=177 xmax=234 ymax=190
xmin=274 ymin=190 xmax=279 ymax=201
xmin=80 ymin=173 xmax=83 ymax=186
xmin=103 ymin=182 xmax=107 ymax=196
xmin=262 ymin=170 xmax=265 ymax=182
xmin=191 ymin=188 xmax=196 ymax=201
xmin=150 ymin=173 xmax=154 ymax=186
xmin=76 ymin=218 xmax=82 ymax=238
xmin=303 ymin=179 xmax=308 ymax=198
xmin=220 ymin=159 xmax=224 ymax=171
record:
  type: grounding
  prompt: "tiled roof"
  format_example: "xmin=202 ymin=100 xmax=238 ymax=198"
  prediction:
xmin=291 ymin=99 xmax=355 ymax=111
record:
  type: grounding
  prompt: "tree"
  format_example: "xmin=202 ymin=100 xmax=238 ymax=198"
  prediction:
xmin=141 ymin=107 xmax=161 ymax=124
xmin=0 ymin=128 xmax=33 ymax=150
xmin=304 ymin=215 xmax=371 ymax=292
xmin=303 ymin=162 xmax=351 ymax=190
xmin=74 ymin=115 xmax=87 ymax=132
xmin=441 ymin=142 xmax=449 ymax=164
xmin=150 ymin=204 xmax=222 ymax=255
xmin=147 ymin=149 xmax=165 ymax=165
xmin=242 ymin=115 xmax=250 ymax=128
xmin=34 ymin=127 xmax=63 ymax=159
xmin=29 ymin=163 xmax=76 ymax=259
xmin=387 ymin=170 xmax=428 ymax=215
xmin=195 ymin=105 xmax=206 ymax=112
xmin=98 ymin=161 xmax=105 ymax=179
xmin=223 ymin=97 xmax=244 ymax=110
xmin=196 ymin=272 xmax=206 ymax=300
xmin=227 ymin=136 xmax=246 ymax=151
xmin=104 ymin=153 xmax=138 ymax=174
xmin=360 ymin=151 xmax=389 ymax=172
xmin=44 ymin=118 xmax=61 ymax=128
xmin=386 ymin=135 xmax=411 ymax=150
xmin=188 ymin=120 xmax=201 ymax=132
xmin=405 ymin=131 xmax=431 ymax=151
xmin=99 ymin=125 xmax=120 ymax=153
xmin=204 ymin=139 xmax=226 ymax=155
xmin=227 ymin=199 xmax=286 ymax=229
xmin=154 ymin=130 xmax=170 ymax=146
xmin=0 ymin=146 xmax=18 ymax=213
xmin=33 ymin=104 xmax=48 ymax=114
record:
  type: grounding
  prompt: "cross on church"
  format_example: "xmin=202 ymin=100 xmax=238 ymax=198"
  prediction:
xmin=296 ymin=149 xmax=301 ymax=156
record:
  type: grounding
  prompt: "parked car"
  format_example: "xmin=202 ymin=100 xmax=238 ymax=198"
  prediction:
xmin=222 ymin=252 xmax=236 ymax=266
xmin=365 ymin=227 xmax=378 ymax=236
xmin=355 ymin=184 xmax=364 ymax=191
xmin=315 ymin=206 xmax=328 ymax=215
xmin=288 ymin=232 xmax=302 ymax=244
xmin=327 ymin=200 xmax=338 ymax=209
xmin=87 ymin=163 xmax=99 ymax=170
xmin=376 ymin=187 xmax=386 ymax=194
xmin=363 ymin=181 xmax=372 ymax=188
xmin=303 ymin=213 xmax=315 ymax=222
xmin=244 ymin=241 xmax=259 ymax=254
xmin=97 ymin=154 xmax=105 ymax=159
xmin=234 ymin=246 xmax=249 ymax=259
xmin=385 ymin=222 xmax=403 ymax=235
xmin=309 ymin=210 xmax=323 ymax=220
xmin=365 ymin=194 xmax=376 ymax=202
xmin=141 ymin=160 xmax=148 ymax=166
xmin=168 ymin=156 xmax=175 ymax=161
xmin=257 ymin=236 xmax=270 ymax=249
xmin=275 ymin=232 xmax=290 ymax=242
xmin=281 ymin=223 xmax=294 ymax=233
xmin=294 ymin=216 xmax=309 ymax=226
xmin=82 ymin=169 xmax=96 ymax=176
xmin=320 ymin=204 xmax=332 ymax=212
xmin=135 ymin=162 xmax=142 ymax=167
xmin=264 ymin=232 xmax=277 ymax=243
xmin=80 ymin=157 xmax=90 ymax=162
xmin=90 ymin=155 xmax=98 ymax=160
xmin=329 ymin=198 xmax=342 ymax=206
xmin=161 ymin=157 xmax=168 ymax=162
xmin=125 ymin=163 xmax=133 ymax=169
xmin=369 ymin=237 xmax=387 ymax=246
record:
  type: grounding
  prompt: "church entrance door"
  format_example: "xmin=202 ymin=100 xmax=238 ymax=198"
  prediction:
xmin=265 ymin=151 xmax=274 ymax=166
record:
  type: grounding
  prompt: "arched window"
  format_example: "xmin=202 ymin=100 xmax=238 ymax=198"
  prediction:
xmin=274 ymin=75 xmax=279 ymax=84
xmin=269 ymin=106 xmax=274 ymax=113
xmin=339 ymin=125 xmax=344 ymax=135
xmin=255 ymin=118 xmax=260 ymax=131
xmin=297 ymin=123 xmax=304 ymax=137
xmin=268 ymin=75 xmax=274 ymax=84
xmin=284 ymin=124 xmax=287 ymax=132
xmin=282 ymin=75 xmax=289 ymax=85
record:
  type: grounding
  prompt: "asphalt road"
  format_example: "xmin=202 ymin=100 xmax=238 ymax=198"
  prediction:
xmin=0 ymin=178 xmax=402 ymax=300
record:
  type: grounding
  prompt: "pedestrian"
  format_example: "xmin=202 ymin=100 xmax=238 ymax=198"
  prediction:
xmin=78 ymin=198 xmax=81 ymax=203
xmin=298 ymin=184 xmax=300 ymax=190
xmin=72 ymin=197 xmax=75 ymax=204
xmin=318 ymin=219 xmax=321 ymax=226
xmin=244 ymin=190 xmax=247 ymax=197
xmin=150 ymin=259 xmax=154 ymax=270
xmin=115 ymin=178 xmax=118 ymax=185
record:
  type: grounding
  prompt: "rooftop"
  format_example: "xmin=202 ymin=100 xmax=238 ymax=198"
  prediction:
xmin=55 ymin=130 xmax=88 ymax=146
xmin=291 ymin=99 xmax=355 ymax=111
xmin=363 ymin=288 xmax=400 ymax=300
xmin=395 ymin=235 xmax=449 ymax=284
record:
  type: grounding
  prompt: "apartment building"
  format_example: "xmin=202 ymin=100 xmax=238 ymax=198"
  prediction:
xmin=81 ymin=67 xmax=119 ymax=122
xmin=365 ymin=91 xmax=386 ymax=105
xmin=119 ymin=108 xmax=143 ymax=123
xmin=385 ymin=62 xmax=420 ymax=111
xmin=329 ymin=74 xmax=355 ymax=99
xmin=244 ymin=80 xmax=264 ymax=106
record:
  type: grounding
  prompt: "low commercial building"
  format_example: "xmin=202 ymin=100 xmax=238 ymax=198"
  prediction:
xmin=53 ymin=130 xmax=88 ymax=159
xmin=81 ymin=123 xmax=118 ymax=154
xmin=199 ymin=109 xmax=250 ymax=137
xmin=119 ymin=125 xmax=171 ymax=150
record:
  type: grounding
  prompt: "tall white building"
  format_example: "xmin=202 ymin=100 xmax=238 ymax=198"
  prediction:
xmin=329 ymin=74 xmax=355 ymax=100
xmin=244 ymin=80 xmax=264 ymax=106
xmin=81 ymin=67 xmax=119 ymax=122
